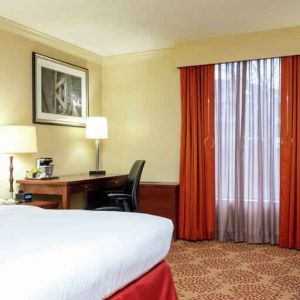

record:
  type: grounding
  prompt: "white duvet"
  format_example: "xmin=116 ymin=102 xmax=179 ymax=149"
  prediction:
xmin=0 ymin=205 xmax=173 ymax=300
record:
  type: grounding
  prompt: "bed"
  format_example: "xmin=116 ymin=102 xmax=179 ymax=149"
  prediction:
xmin=0 ymin=205 xmax=177 ymax=300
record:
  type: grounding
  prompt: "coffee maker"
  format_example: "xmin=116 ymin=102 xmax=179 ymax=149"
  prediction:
xmin=37 ymin=158 xmax=54 ymax=178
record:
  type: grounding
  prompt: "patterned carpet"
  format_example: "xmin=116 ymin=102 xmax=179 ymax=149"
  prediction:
xmin=167 ymin=240 xmax=300 ymax=300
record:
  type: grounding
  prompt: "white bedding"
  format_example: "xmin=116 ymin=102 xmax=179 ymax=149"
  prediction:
xmin=0 ymin=205 xmax=173 ymax=300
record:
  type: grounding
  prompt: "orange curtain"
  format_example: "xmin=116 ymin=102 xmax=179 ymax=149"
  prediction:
xmin=179 ymin=65 xmax=215 ymax=241
xmin=280 ymin=56 xmax=300 ymax=249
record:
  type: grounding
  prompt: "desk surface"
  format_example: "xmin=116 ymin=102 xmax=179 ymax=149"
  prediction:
xmin=17 ymin=173 xmax=128 ymax=209
xmin=17 ymin=173 xmax=127 ymax=186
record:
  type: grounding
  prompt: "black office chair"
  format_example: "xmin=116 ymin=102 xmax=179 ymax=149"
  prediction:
xmin=93 ymin=160 xmax=145 ymax=212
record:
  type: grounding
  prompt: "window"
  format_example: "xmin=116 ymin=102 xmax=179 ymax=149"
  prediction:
xmin=215 ymin=58 xmax=281 ymax=203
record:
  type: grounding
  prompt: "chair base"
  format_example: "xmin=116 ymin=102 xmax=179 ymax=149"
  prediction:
xmin=89 ymin=170 xmax=106 ymax=175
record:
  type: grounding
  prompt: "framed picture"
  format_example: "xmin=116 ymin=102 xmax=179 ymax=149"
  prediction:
xmin=32 ymin=53 xmax=88 ymax=127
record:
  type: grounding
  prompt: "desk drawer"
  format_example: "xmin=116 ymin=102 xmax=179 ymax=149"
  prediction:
xmin=70 ymin=177 xmax=126 ymax=194
xmin=70 ymin=182 xmax=95 ymax=193
xmin=101 ymin=177 xmax=126 ymax=189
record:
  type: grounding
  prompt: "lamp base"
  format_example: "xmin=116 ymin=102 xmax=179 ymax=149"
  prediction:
xmin=89 ymin=170 xmax=106 ymax=175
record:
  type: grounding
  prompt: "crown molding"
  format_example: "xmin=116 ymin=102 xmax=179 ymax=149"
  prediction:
xmin=0 ymin=16 xmax=102 ymax=65
xmin=102 ymin=48 xmax=174 ymax=65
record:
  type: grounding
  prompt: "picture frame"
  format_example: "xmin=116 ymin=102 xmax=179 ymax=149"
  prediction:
xmin=32 ymin=53 xmax=89 ymax=127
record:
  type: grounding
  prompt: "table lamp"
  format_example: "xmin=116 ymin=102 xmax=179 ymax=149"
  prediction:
xmin=86 ymin=117 xmax=108 ymax=175
xmin=0 ymin=126 xmax=37 ymax=198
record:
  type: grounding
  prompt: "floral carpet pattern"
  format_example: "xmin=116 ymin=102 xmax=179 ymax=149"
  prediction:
xmin=167 ymin=240 xmax=300 ymax=300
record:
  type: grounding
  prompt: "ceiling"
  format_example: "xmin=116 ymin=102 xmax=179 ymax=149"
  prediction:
xmin=0 ymin=0 xmax=300 ymax=56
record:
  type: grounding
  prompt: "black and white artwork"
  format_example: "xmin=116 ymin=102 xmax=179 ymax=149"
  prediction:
xmin=33 ymin=53 xmax=88 ymax=127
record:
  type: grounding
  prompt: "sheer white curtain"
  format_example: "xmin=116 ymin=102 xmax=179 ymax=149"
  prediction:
xmin=215 ymin=58 xmax=280 ymax=244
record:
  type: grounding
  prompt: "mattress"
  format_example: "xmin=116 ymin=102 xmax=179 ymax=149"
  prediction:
xmin=0 ymin=205 xmax=173 ymax=300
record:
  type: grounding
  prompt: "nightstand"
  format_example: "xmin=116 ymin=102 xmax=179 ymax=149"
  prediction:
xmin=20 ymin=200 xmax=59 ymax=209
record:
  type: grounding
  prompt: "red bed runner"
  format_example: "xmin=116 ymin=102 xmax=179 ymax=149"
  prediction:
xmin=106 ymin=261 xmax=177 ymax=300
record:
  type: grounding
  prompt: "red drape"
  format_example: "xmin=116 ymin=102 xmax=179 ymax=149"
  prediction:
xmin=179 ymin=65 xmax=215 ymax=241
xmin=280 ymin=56 xmax=300 ymax=249
xmin=106 ymin=261 xmax=177 ymax=300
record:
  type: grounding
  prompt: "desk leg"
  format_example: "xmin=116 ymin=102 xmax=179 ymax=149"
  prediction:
xmin=19 ymin=183 xmax=25 ymax=193
xmin=61 ymin=187 xmax=71 ymax=209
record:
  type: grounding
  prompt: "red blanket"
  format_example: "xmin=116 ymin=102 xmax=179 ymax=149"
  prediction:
xmin=106 ymin=261 xmax=177 ymax=300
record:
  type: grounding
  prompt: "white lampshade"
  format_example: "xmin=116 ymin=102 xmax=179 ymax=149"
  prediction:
xmin=86 ymin=117 xmax=108 ymax=139
xmin=0 ymin=126 xmax=37 ymax=154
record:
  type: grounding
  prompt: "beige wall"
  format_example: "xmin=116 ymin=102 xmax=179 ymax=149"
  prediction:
xmin=101 ymin=50 xmax=181 ymax=182
xmin=3 ymin=20 xmax=300 ymax=195
xmin=101 ymin=25 xmax=300 ymax=184
xmin=175 ymin=26 xmax=300 ymax=67
xmin=0 ymin=24 xmax=102 ymax=205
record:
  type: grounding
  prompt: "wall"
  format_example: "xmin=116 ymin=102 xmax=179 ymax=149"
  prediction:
xmin=101 ymin=50 xmax=181 ymax=182
xmin=175 ymin=25 xmax=300 ymax=67
xmin=0 ymin=20 xmax=102 ymax=206
xmin=101 ymin=25 xmax=300 ymax=183
xmin=3 ymin=18 xmax=298 ymax=192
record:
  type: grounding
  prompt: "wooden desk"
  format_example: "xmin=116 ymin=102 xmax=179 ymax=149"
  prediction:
xmin=17 ymin=173 xmax=127 ymax=209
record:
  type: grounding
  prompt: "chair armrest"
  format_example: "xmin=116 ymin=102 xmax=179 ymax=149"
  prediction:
xmin=107 ymin=193 xmax=131 ymax=200
xmin=94 ymin=206 xmax=124 ymax=212
xmin=105 ymin=189 xmax=124 ymax=195
xmin=107 ymin=193 xmax=132 ymax=211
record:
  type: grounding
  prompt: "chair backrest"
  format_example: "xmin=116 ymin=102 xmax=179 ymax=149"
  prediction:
xmin=124 ymin=160 xmax=145 ymax=211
